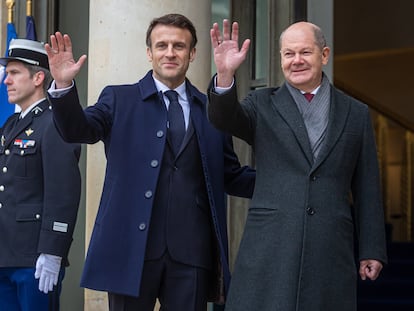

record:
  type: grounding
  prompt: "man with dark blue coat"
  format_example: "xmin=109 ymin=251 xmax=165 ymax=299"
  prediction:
xmin=45 ymin=14 xmax=255 ymax=311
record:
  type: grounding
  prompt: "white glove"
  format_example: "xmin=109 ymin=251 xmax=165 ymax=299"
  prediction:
xmin=34 ymin=253 xmax=62 ymax=294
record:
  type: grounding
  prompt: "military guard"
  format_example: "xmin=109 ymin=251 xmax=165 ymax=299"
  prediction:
xmin=0 ymin=39 xmax=81 ymax=311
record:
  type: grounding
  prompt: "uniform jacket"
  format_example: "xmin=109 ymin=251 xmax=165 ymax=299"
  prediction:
xmin=207 ymin=80 xmax=388 ymax=311
xmin=49 ymin=70 xmax=255 ymax=299
xmin=0 ymin=100 xmax=81 ymax=267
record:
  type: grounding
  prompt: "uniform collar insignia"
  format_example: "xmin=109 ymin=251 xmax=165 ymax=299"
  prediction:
xmin=32 ymin=106 xmax=43 ymax=115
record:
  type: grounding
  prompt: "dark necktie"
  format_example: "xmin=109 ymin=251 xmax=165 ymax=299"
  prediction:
xmin=304 ymin=93 xmax=315 ymax=102
xmin=165 ymin=90 xmax=185 ymax=154
xmin=12 ymin=113 xmax=21 ymax=129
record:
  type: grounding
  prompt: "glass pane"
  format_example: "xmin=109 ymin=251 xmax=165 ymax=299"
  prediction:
xmin=255 ymin=0 xmax=268 ymax=81
xmin=212 ymin=0 xmax=230 ymax=74
xmin=212 ymin=0 xmax=230 ymax=21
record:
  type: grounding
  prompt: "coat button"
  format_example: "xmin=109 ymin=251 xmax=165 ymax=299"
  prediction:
xmin=0 ymin=185 xmax=4 ymax=192
xmin=5 ymin=149 xmax=10 ymax=155
xmin=138 ymin=223 xmax=146 ymax=231
xmin=2 ymin=167 xmax=7 ymax=173
xmin=310 ymin=175 xmax=317 ymax=181
xmin=144 ymin=190 xmax=152 ymax=199
xmin=20 ymin=150 xmax=25 ymax=155
xmin=150 ymin=160 xmax=158 ymax=168
xmin=306 ymin=207 xmax=315 ymax=215
xmin=35 ymin=214 xmax=41 ymax=219
xmin=0 ymin=203 xmax=2 ymax=208
xmin=156 ymin=130 xmax=164 ymax=138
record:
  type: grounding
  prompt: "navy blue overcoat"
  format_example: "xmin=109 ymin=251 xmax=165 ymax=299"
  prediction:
xmin=50 ymin=71 xmax=255 ymax=298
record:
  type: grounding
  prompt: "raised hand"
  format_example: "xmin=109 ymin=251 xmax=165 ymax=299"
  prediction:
xmin=45 ymin=32 xmax=87 ymax=89
xmin=210 ymin=20 xmax=250 ymax=87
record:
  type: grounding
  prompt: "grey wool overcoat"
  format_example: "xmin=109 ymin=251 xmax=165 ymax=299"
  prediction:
xmin=207 ymin=80 xmax=387 ymax=311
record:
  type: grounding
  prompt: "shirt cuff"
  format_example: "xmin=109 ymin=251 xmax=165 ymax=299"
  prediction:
xmin=48 ymin=80 xmax=74 ymax=98
xmin=214 ymin=76 xmax=234 ymax=94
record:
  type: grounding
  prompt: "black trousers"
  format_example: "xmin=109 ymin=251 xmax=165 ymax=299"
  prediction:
xmin=108 ymin=252 xmax=209 ymax=311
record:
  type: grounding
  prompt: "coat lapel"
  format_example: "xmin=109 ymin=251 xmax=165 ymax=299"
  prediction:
xmin=174 ymin=84 xmax=204 ymax=159
xmin=174 ymin=120 xmax=194 ymax=159
xmin=2 ymin=113 xmax=19 ymax=146
xmin=271 ymin=86 xmax=314 ymax=165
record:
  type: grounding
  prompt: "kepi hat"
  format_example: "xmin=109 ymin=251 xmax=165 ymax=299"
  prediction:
xmin=0 ymin=38 xmax=49 ymax=70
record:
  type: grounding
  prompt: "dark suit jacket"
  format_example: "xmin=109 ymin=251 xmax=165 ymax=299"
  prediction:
xmin=0 ymin=100 xmax=81 ymax=267
xmin=207 ymin=79 xmax=387 ymax=311
xmin=49 ymin=70 xmax=255 ymax=299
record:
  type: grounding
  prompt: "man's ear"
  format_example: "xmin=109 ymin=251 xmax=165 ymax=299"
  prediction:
xmin=189 ymin=48 xmax=196 ymax=62
xmin=321 ymin=46 xmax=330 ymax=65
xmin=33 ymin=71 xmax=45 ymax=86
xmin=147 ymin=47 xmax=153 ymax=62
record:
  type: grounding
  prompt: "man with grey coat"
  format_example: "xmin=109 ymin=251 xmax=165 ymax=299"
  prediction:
xmin=207 ymin=20 xmax=387 ymax=311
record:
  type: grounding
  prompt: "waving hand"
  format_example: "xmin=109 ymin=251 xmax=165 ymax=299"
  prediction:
xmin=210 ymin=20 xmax=250 ymax=87
xmin=45 ymin=32 xmax=87 ymax=89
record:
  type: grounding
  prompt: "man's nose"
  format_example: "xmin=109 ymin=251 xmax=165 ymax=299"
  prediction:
xmin=166 ymin=45 xmax=175 ymax=57
xmin=292 ymin=53 xmax=303 ymax=63
xmin=3 ymin=74 xmax=11 ymax=84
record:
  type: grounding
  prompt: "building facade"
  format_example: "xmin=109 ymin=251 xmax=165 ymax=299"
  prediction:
xmin=2 ymin=0 xmax=414 ymax=310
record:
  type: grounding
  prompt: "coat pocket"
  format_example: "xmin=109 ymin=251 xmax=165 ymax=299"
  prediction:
xmin=16 ymin=203 xmax=42 ymax=221
xmin=11 ymin=144 xmax=39 ymax=178
xmin=14 ymin=203 xmax=42 ymax=255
